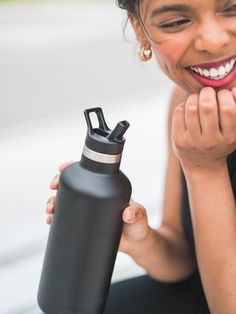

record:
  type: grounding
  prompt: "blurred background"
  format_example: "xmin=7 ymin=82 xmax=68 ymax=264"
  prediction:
xmin=0 ymin=0 xmax=173 ymax=313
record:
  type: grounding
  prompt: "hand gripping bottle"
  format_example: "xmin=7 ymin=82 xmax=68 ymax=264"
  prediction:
xmin=37 ymin=107 xmax=132 ymax=314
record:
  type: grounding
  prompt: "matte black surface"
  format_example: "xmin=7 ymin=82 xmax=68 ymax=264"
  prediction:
xmin=104 ymin=272 xmax=210 ymax=314
xmin=38 ymin=109 xmax=132 ymax=314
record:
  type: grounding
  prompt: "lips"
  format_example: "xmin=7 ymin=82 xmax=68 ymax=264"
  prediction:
xmin=188 ymin=55 xmax=236 ymax=69
xmin=185 ymin=54 xmax=236 ymax=88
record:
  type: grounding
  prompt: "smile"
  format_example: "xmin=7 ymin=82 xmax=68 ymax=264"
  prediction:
xmin=189 ymin=56 xmax=236 ymax=80
xmin=186 ymin=55 xmax=236 ymax=88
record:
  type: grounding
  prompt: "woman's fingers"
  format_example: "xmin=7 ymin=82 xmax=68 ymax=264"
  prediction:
xmin=46 ymin=214 xmax=53 ymax=225
xmin=171 ymin=102 xmax=186 ymax=150
xmin=123 ymin=200 xmax=145 ymax=224
xmin=232 ymin=87 xmax=236 ymax=101
xmin=122 ymin=201 xmax=148 ymax=227
xmin=218 ymin=89 xmax=236 ymax=135
xmin=50 ymin=174 xmax=60 ymax=190
xmin=119 ymin=201 xmax=150 ymax=252
xmin=46 ymin=197 xmax=56 ymax=224
xmin=123 ymin=206 xmax=143 ymax=224
xmin=47 ymin=161 xmax=75 ymax=225
xmin=198 ymin=87 xmax=220 ymax=136
xmin=185 ymin=94 xmax=201 ymax=139
xmin=58 ymin=160 xmax=76 ymax=172
xmin=46 ymin=196 xmax=56 ymax=214
xmin=50 ymin=161 xmax=76 ymax=190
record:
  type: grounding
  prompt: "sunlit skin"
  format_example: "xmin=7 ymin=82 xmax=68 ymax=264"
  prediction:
xmin=136 ymin=0 xmax=236 ymax=93
xmin=46 ymin=0 xmax=236 ymax=222
xmin=129 ymin=0 xmax=236 ymax=173
xmin=132 ymin=1 xmax=236 ymax=312
xmin=45 ymin=1 xmax=236 ymax=313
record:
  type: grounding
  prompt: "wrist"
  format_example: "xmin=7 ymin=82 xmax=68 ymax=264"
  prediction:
xmin=182 ymin=161 xmax=231 ymax=197
xmin=181 ymin=157 xmax=228 ymax=179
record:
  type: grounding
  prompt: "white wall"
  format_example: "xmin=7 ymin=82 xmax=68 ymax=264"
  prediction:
xmin=0 ymin=0 xmax=171 ymax=129
xmin=0 ymin=1 xmax=173 ymax=313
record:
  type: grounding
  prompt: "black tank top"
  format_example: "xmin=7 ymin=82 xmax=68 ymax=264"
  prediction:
xmin=181 ymin=150 xmax=236 ymax=256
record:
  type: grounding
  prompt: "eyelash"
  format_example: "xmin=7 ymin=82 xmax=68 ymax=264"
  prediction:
xmin=224 ymin=4 xmax=236 ymax=12
xmin=159 ymin=19 xmax=190 ymax=29
xmin=158 ymin=4 xmax=236 ymax=29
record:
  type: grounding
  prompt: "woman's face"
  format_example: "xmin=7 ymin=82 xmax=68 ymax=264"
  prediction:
xmin=134 ymin=0 xmax=236 ymax=93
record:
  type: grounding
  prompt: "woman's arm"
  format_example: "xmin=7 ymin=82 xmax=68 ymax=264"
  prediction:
xmin=172 ymin=87 xmax=236 ymax=314
xmin=185 ymin=160 xmax=236 ymax=314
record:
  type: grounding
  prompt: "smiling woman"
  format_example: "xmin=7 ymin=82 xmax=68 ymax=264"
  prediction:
xmin=118 ymin=0 xmax=236 ymax=94
xmin=107 ymin=0 xmax=236 ymax=313
xmin=44 ymin=0 xmax=236 ymax=313
xmin=134 ymin=0 xmax=236 ymax=93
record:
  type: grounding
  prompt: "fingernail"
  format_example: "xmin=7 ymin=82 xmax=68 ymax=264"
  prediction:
xmin=134 ymin=210 xmax=142 ymax=220
xmin=126 ymin=208 xmax=134 ymax=222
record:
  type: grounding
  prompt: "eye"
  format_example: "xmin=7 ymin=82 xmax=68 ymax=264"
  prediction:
xmin=224 ymin=4 xmax=236 ymax=13
xmin=159 ymin=19 xmax=191 ymax=29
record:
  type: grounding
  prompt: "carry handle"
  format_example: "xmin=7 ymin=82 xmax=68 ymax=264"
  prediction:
xmin=84 ymin=107 xmax=110 ymax=134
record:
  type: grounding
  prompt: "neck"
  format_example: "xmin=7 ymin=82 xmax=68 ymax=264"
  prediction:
xmin=80 ymin=154 xmax=120 ymax=175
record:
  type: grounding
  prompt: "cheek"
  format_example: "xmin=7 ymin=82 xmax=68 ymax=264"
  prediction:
xmin=226 ymin=19 xmax=236 ymax=34
xmin=152 ymin=36 xmax=192 ymax=76
xmin=154 ymin=46 xmax=177 ymax=74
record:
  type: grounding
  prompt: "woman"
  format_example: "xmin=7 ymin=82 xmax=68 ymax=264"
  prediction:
xmin=45 ymin=0 xmax=236 ymax=313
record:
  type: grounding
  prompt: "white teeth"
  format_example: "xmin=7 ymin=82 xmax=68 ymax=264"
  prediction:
xmin=225 ymin=62 xmax=231 ymax=72
xmin=198 ymin=67 xmax=203 ymax=75
xmin=218 ymin=66 xmax=226 ymax=76
xmin=210 ymin=68 xmax=218 ymax=78
xmin=190 ymin=57 xmax=236 ymax=80
xmin=203 ymin=69 xmax=210 ymax=77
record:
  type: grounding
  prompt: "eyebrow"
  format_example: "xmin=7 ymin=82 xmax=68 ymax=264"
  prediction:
xmin=150 ymin=4 xmax=190 ymax=18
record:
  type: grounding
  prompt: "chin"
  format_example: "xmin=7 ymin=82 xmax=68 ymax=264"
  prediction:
xmin=174 ymin=80 xmax=198 ymax=94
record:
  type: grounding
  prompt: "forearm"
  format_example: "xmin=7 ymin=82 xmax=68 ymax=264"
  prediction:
xmin=126 ymin=225 xmax=196 ymax=282
xmin=184 ymin=163 xmax=236 ymax=314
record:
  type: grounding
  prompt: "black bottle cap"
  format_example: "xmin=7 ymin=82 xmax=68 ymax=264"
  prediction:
xmin=84 ymin=107 xmax=130 ymax=155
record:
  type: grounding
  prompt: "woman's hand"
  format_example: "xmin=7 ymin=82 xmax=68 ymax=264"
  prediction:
xmin=171 ymin=87 xmax=236 ymax=174
xmin=45 ymin=162 xmax=151 ymax=254
xmin=118 ymin=200 xmax=150 ymax=253
xmin=45 ymin=160 xmax=75 ymax=224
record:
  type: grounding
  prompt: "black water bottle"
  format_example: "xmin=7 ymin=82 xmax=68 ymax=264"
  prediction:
xmin=37 ymin=107 xmax=132 ymax=314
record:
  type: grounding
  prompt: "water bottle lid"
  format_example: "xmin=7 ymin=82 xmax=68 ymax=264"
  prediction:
xmin=84 ymin=107 xmax=130 ymax=155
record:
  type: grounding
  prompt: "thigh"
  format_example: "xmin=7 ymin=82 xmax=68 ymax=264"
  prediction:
xmin=104 ymin=271 xmax=210 ymax=314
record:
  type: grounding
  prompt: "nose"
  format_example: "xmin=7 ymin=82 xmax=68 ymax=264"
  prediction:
xmin=194 ymin=18 xmax=230 ymax=54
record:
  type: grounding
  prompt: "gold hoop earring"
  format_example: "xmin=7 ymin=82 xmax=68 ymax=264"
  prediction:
xmin=139 ymin=46 xmax=152 ymax=62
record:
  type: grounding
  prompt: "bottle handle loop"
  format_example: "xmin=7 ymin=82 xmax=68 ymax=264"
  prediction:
xmin=84 ymin=107 xmax=110 ymax=134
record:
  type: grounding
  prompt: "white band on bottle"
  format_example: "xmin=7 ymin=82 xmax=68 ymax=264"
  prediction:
xmin=82 ymin=145 xmax=122 ymax=164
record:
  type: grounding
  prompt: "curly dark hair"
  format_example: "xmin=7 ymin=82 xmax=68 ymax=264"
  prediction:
xmin=116 ymin=0 xmax=140 ymax=17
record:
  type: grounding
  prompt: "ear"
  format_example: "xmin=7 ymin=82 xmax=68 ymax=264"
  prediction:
xmin=129 ymin=14 xmax=151 ymax=47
